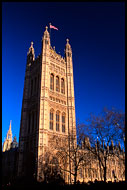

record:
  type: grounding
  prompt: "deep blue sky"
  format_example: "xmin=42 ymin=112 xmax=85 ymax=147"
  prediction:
xmin=2 ymin=2 xmax=125 ymax=145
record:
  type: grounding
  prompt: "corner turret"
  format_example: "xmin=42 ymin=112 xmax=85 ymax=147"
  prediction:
xmin=27 ymin=41 xmax=35 ymax=64
xmin=65 ymin=39 xmax=72 ymax=62
xmin=42 ymin=26 xmax=50 ymax=52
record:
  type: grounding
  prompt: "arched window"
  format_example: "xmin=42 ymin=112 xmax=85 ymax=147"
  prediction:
xmin=62 ymin=113 xmax=65 ymax=133
xmin=56 ymin=76 xmax=60 ymax=92
xmin=56 ymin=111 xmax=60 ymax=131
xmin=50 ymin=74 xmax=54 ymax=90
xmin=50 ymin=109 xmax=54 ymax=130
xmin=61 ymin=78 xmax=65 ymax=94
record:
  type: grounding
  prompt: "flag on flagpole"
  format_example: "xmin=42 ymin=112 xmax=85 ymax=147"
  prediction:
xmin=49 ymin=23 xmax=58 ymax=30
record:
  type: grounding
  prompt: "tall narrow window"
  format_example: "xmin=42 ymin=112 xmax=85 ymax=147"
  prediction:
xmin=61 ymin=78 xmax=65 ymax=94
xmin=50 ymin=109 xmax=53 ymax=130
xmin=56 ymin=111 xmax=60 ymax=131
xmin=50 ymin=74 xmax=54 ymax=90
xmin=56 ymin=76 xmax=60 ymax=92
xmin=62 ymin=113 xmax=65 ymax=133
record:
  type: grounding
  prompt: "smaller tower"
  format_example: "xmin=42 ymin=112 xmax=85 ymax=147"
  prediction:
xmin=11 ymin=135 xmax=18 ymax=149
xmin=2 ymin=121 xmax=13 ymax=152
xmin=27 ymin=41 xmax=35 ymax=63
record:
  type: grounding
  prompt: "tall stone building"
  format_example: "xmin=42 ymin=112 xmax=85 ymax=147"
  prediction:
xmin=17 ymin=26 xmax=76 ymax=182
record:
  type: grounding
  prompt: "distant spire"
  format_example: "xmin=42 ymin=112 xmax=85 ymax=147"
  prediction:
xmin=3 ymin=120 xmax=13 ymax=152
xmin=8 ymin=120 xmax=12 ymax=132
xmin=7 ymin=120 xmax=12 ymax=140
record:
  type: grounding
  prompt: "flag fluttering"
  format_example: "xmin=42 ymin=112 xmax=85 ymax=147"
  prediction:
xmin=49 ymin=23 xmax=58 ymax=30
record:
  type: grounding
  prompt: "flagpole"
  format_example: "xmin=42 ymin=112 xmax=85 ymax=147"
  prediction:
xmin=49 ymin=23 xmax=51 ymax=47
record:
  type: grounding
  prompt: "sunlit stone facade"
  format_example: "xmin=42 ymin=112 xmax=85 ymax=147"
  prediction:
xmin=76 ymin=140 xmax=125 ymax=183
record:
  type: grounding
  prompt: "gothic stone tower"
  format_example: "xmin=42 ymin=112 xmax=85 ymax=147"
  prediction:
xmin=18 ymin=26 xmax=76 ymax=182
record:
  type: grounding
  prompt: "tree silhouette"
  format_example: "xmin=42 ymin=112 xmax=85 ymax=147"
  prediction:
xmin=48 ymin=128 xmax=92 ymax=184
xmin=78 ymin=107 xmax=125 ymax=182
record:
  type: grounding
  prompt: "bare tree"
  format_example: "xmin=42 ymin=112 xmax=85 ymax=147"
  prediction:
xmin=78 ymin=107 xmax=125 ymax=182
xmin=48 ymin=127 xmax=93 ymax=184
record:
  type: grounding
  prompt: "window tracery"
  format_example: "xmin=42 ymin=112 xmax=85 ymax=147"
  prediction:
xmin=61 ymin=78 xmax=65 ymax=94
xmin=62 ymin=113 xmax=65 ymax=133
xmin=56 ymin=76 xmax=60 ymax=92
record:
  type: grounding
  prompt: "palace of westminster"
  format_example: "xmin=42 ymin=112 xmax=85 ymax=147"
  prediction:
xmin=2 ymin=26 xmax=125 ymax=184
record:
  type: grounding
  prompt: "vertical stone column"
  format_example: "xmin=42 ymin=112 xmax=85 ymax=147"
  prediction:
xmin=65 ymin=39 xmax=77 ymax=184
xmin=65 ymin=39 xmax=76 ymax=141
